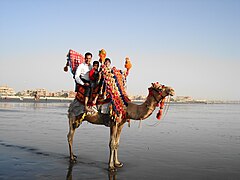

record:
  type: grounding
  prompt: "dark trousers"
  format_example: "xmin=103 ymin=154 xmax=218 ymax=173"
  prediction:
xmin=75 ymin=78 xmax=91 ymax=97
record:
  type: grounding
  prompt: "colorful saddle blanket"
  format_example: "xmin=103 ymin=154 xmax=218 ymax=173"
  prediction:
xmin=102 ymin=66 xmax=131 ymax=119
xmin=75 ymin=66 xmax=131 ymax=120
xmin=75 ymin=84 xmax=111 ymax=105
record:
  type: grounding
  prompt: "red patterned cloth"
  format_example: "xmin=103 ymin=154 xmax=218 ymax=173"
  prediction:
xmin=67 ymin=49 xmax=85 ymax=75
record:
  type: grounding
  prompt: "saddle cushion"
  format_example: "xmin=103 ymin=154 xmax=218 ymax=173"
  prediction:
xmin=75 ymin=84 xmax=111 ymax=105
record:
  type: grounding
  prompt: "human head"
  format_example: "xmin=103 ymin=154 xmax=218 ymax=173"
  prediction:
xmin=93 ymin=61 xmax=99 ymax=70
xmin=104 ymin=58 xmax=111 ymax=67
xmin=85 ymin=52 xmax=92 ymax=65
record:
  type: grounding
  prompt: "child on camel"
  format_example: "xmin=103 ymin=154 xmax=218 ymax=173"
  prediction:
xmin=89 ymin=60 xmax=100 ymax=105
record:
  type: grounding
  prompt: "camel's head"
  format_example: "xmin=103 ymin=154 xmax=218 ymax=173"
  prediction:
xmin=150 ymin=82 xmax=175 ymax=98
xmin=149 ymin=82 xmax=175 ymax=120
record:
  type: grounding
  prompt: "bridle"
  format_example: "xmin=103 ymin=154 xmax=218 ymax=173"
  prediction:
xmin=148 ymin=85 xmax=170 ymax=121
xmin=148 ymin=86 xmax=165 ymax=104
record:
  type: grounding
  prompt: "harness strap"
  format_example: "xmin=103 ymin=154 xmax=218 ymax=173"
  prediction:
xmin=148 ymin=88 xmax=166 ymax=120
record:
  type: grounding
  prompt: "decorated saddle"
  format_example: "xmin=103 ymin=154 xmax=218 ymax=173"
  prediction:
xmin=75 ymin=64 xmax=131 ymax=121
xmin=65 ymin=49 xmax=132 ymax=122
xmin=75 ymin=84 xmax=111 ymax=105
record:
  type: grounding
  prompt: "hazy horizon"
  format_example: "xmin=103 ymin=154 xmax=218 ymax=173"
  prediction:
xmin=1 ymin=0 xmax=240 ymax=101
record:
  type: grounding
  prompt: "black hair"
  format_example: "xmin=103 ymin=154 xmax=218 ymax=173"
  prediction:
xmin=85 ymin=52 xmax=92 ymax=58
xmin=93 ymin=61 xmax=99 ymax=66
xmin=105 ymin=58 xmax=111 ymax=63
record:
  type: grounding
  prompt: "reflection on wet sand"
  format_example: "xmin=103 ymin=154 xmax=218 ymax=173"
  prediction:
xmin=108 ymin=171 xmax=117 ymax=180
xmin=66 ymin=162 xmax=74 ymax=180
xmin=66 ymin=162 xmax=117 ymax=180
xmin=1 ymin=103 xmax=240 ymax=179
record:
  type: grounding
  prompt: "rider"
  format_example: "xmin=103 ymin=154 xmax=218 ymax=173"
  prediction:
xmin=89 ymin=60 xmax=100 ymax=105
xmin=104 ymin=58 xmax=111 ymax=68
xmin=75 ymin=52 xmax=93 ymax=112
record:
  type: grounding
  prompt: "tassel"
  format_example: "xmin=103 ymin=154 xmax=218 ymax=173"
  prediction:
xmin=156 ymin=109 xmax=163 ymax=120
xmin=127 ymin=119 xmax=131 ymax=127
xmin=156 ymin=98 xmax=165 ymax=120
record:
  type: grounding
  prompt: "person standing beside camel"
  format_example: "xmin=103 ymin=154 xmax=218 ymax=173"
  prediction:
xmin=75 ymin=52 xmax=93 ymax=112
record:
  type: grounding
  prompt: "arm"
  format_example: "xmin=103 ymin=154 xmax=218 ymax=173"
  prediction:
xmin=89 ymin=69 xmax=95 ymax=81
xmin=74 ymin=65 xmax=84 ymax=85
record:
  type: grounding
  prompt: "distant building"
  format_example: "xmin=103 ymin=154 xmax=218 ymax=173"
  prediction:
xmin=174 ymin=96 xmax=193 ymax=102
xmin=68 ymin=91 xmax=76 ymax=98
xmin=129 ymin=95 xmax=146 ymax=101
xmin=20 ymin=89 xmax=34 ymax=96
xmin=0 ymin=85 xmax=15 ymax=96
xmin=20 ymin=88 xmax=49 ymax=97
xmin=19 ymin=88 xmax=75 ymax=98
xmin=35 ymin=88 xmax=49 ymax=97
xmin=51 ymin=90 xmax=75 ymax=98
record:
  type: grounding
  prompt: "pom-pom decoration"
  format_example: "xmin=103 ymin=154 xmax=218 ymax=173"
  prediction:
xmin=124 ymin=57 xmax=132 ymax=70
xmin=99 ymin=49 xmax=107 ymax=64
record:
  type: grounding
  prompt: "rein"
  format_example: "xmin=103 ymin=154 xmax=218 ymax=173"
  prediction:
xmin=149 ymin=88 xmax=163 ymax=103
xmin=147 ymin=96 xmax=171 ymax=127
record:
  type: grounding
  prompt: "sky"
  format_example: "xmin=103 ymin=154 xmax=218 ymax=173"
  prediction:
xmin=0 ymin=0 xmax=240 ymax=100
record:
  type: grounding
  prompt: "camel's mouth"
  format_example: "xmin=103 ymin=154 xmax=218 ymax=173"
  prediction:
xmin=169 ymin=88 xmax=175 ymax=96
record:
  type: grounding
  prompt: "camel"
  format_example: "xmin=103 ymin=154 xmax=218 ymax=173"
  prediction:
xmin=67 ymin=82 xmax=175 ymax=172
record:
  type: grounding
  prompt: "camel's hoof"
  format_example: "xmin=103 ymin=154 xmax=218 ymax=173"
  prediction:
xmin=108 ymin=167 xmax=117 ymax=172
xmin=70 ymin=159 xmax=77 ymax=163
xmin=115 ymin=162 xmax=123 ymax=168
xmin=70 ymin=155 xmax=77 ymax=163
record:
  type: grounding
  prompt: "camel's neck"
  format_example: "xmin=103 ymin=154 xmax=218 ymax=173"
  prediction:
xmin=126 ymin=94 xmax=160 ymax=120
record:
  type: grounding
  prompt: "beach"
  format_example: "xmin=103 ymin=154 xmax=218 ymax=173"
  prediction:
xmin=0 ymin=102 xmax=240 ymax=180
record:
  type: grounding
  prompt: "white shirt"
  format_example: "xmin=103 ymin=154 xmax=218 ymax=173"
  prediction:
xmin=74 ymin=62 xmax=92 ymax=85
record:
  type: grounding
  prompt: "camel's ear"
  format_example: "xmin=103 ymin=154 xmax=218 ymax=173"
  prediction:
xmin=151 ymin=83 xmax=155 ymax=88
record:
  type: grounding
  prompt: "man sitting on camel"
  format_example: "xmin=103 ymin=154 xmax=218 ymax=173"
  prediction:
xmin=74 ymin=52 xmax=93 ymax=112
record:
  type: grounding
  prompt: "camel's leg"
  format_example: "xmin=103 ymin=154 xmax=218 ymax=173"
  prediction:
xmin=108 ymin=121 xmax=118 ymax=172
xmin=114 ymin=123 xmax=124 ymax=168
xmin=67 ymin=115 xmax=77 ymax=162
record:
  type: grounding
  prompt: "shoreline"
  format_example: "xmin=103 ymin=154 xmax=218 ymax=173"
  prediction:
xmin=0 ymin=96 xmax=239 ymax=104
xmin=0 ymin=96 xmax=74 ymax=103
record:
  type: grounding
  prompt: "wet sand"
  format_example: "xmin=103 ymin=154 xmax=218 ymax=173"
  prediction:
xmin=0 ymin=102 xmax=240 ymax=179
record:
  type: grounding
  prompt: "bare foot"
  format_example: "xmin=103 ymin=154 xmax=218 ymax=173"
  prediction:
xmin=92 ymin=99 xmax=97 ymax=105
xmin=85 ymin=106 xmax=94 ymax=112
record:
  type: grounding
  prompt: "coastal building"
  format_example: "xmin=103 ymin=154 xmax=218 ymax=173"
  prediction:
xmin=19 ymin=88 xmax=75 ymax=98
xmin=50 ymin=90 xmax=75 ymax=98
xmin=129 ymin=95 xmax=146 ymax=101
xmin=68 ymin=91 xmax=76 ymax=98
xmin=20 ymin=88 xmax=50 ymax=97
xmin=174 ymin=96 xmax=193 ymax=102
xmin=0 ymin=85 xmax=15 ymax=96
xmin=35 ymin=88 xmax=49 ymax=97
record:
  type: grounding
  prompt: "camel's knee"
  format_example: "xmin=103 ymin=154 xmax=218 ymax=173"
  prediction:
xmin=73 ymin=120 xmax=82 ymax=129
xmin=68 ymin=116 xmax=77 ymax=128
xmin=67 ymin=133 xmax=72 ymax=143
xmin=69 ymin=114 xmax=83 ymax=129
xmin=109 ymin=141 xmax=118 ymax=150
xmin=67 ymin=126 xmax=75 ymax=143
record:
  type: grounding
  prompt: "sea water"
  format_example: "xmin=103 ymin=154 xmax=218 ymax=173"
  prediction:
xmin=0 ymin=102 xmax=240 ymax=180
